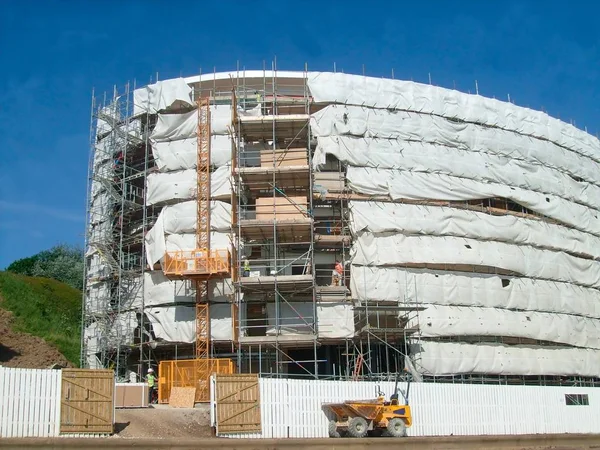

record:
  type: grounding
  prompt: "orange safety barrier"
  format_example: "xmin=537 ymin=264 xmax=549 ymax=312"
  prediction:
xmin=163 ymin=248 xmax=230 ymax=279
xmin=158 ymin=358 xmax=235 ymax=404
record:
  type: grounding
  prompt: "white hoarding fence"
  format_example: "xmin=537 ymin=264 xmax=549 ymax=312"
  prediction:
xmin=213 ymin=377 xmax=600 ymax=438
xmin=0 ymin=367 xmax=62 ymax=438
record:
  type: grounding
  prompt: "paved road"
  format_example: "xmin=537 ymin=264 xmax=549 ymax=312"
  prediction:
xmin=1 ymin=434 xmax=599 ymax=449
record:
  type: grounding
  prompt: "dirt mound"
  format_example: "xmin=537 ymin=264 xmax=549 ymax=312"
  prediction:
xmin=114 ymin=406 xmax=212 ymax=439
xmin=0 ymin=308 xmax=72 ymax=368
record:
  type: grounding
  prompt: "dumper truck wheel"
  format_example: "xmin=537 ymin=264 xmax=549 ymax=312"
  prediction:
xmin=347 ymin=416 xmax=368 ymax=438
xmin=328 ymin=420 xmax=341 ymax=438
xmin=386 ymin=418 xmax=407 ymax=437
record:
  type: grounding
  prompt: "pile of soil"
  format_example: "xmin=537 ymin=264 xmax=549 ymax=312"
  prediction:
xmin=113 ymin=406 xmax=212 ymax=439
xmin=0 ymin=308 xmax=72 ymax=368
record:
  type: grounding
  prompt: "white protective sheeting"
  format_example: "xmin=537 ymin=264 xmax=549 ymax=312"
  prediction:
xmin=307 ymin=73 xmax=600 ymax=164
xmin=145 ymin=220 xmax=231 ymax=266
xmin=351 ymin=266 xmax=600 ymax=319
xmin=85 ymin=282 xmax=109 ymax=314
xmin=89 ymin=218 xmax=112 ymax=243
xmin=150 ymin=105 xmax=231 ymax=140
xmin=146 ymin=304 xmax=232 ymax=342
xmin=349 ymin=201 xmax=600 ymax=260
xmin=90 ymin=193 xmax=113 ymax=225
xmin=412 ymin=341 xmax=600 ymax=377
xmin=347 ymin=167 xmax=600 ymax=237
xmin=311 ymin=105 xmax=600 ymax=187
xmin=410 ymin=305 xmax=600 ymax=349
xmin=352 ymin=233 xmax=600 ymax=289
xmin=146 ymin=165 xmax=231 ymax=205
xmin=317 ymin=136 xmax=600 ymax=212
xmin=165 ymin=232 xmax=231 ymax=253
xmin=87 ymin=253 xmax=109 ymax=280
xmin=108 ymin=311 xmax=137 ymax=346
xmin=133 ymin=271 xmax=233 ymax=308
xmin=152 ymin=135 xmax=232 ymax=171
xmin=264 ymin=303 xmax=353 ymax=338
xmin=317 ymin=303 xmax=354 ymax=338
xmin=159 ymin=200 xmax=231 ymax=234
xmin=133 ymin=78 xmax=193 ymax=115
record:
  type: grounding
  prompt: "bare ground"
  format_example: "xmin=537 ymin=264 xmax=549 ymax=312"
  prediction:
xmin=113 ymin=405 xmax=213 ymax=439
xmin=0 ymin=308 xmax=71 ymax=368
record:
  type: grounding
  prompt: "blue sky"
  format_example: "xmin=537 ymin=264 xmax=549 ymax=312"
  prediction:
xmin=0 ymin=0 xmax=598 ymax=269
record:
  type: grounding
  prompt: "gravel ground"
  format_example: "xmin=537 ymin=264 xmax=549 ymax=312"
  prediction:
xmin=112 ymin=405 xmax=212 ymax=439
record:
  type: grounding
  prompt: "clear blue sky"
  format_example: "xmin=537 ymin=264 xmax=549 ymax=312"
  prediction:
xmin=0 ymin=0 xmax=598 ymax=269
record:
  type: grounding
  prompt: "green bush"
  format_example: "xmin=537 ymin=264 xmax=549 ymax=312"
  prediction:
xmin=6 ymin=244 xmax=84 ymax=291
xmin=0 ymin=271 xmax=81 ymax=365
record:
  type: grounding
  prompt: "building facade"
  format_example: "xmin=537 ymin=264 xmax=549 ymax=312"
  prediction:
xmin=82 ymin=69 xmax=600 ymax=385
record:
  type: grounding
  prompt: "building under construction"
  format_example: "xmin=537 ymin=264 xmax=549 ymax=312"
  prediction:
xmin=82 ymin=68 xmax=600 ymax=389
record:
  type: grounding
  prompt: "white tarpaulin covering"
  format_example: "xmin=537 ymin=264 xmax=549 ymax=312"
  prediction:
xmin=146 ymin=166 xmax=231 ymax=205
xmin=90 ymin=193 xmax=113 ymax=225
xmin=108 ymin=311 xmax=137 ymax=346
xmin=146 ymin=304 xmax=232 ymax=342
xmin=316 ymin=136 xmax=600 ymax=212
xmin=307 ymin=73 xmax=600 ymax=164
xmin=351 ymin=266 xmax=600 ymax=319
xmin=165 ymin=232 xmax=230 ymax=253
xmin=133 ymin=78 xmax=193 ymax=115
xmin=144 ymin=202 xmax=231 ymax=265
xmin=85 ymin=282 xmax=109 ymax=314
xmin=352 ymin=233 xmax=600 ymax=289
xmin=265 ymin=303 xmax=353 ymax=338
xmin=152 ymin=135 xmax=232 ymax=171
xmin=311 ymin=105 xmax=600 ymax=187
xmin=349 ymin=202 xmax=600 ymax=260
xmin=150 ymin=105 xmax=231 ymax=141
xmin=409 ymin=305 xmax=600 ymax=350
xmin=412 ymin=341 xmax=600 ymax=377
xmin=347 ymin=167 xmax=600 ymax=237
xmin=132 ymin=271 xmax=233 ymax=308
xmin=317 ymin=303 xmax=354 ymax=338
xmin=159 ymin=200 xmax=231 ymax=234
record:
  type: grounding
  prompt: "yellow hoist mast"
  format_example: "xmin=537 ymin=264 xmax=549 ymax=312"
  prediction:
xmin=196 ymin=98 xmax=211 ymax=360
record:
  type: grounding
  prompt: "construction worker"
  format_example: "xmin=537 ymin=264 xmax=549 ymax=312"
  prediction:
xmin=146 ymin=368 xmax=156 ymax=406
xmin=332 ymin=260 xmax=344 ymax=286
xmin=242 ymin=256 xmax=251 ymax=277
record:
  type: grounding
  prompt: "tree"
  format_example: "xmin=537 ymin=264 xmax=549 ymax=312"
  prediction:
xmin=6 ymin=244 xmax=84 ymax=291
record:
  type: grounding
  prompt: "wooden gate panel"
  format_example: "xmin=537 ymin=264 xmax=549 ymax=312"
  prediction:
xmin=60 ymin=369 xmax=114 ymax=434
xmin=216 ymin=374 xmax=261 ymax=434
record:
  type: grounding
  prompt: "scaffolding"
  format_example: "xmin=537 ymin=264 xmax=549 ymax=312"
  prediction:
xmin=82 ymin=66 xmax=600 ymax=388
xmin=82 ymin=82 xmax=156 ymax=380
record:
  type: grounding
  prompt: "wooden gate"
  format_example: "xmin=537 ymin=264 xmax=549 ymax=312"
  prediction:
xmin=60 ymin=369 xmax=114 ymax=434
xmin=215 ymin=374 xmax=261 ymax=434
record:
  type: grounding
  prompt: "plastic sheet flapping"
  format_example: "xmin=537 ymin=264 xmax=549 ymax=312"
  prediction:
xmin=133 ymin=78 xmax=193 ymax=115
